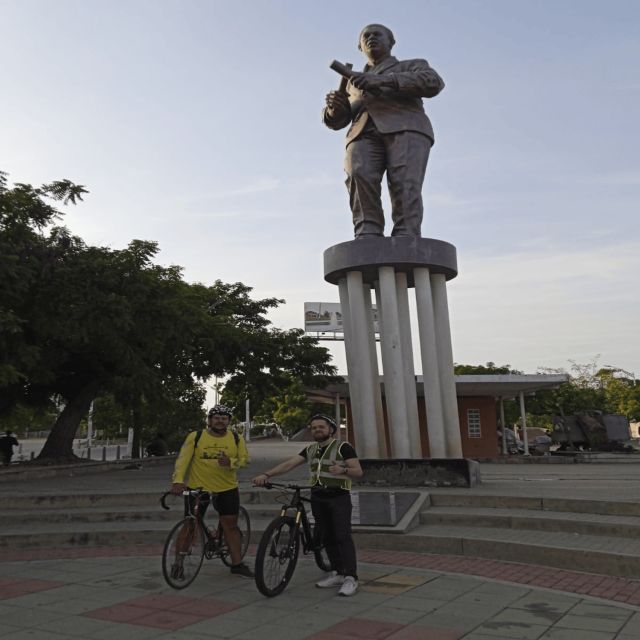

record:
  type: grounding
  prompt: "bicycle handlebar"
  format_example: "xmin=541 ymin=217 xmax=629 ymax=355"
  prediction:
xmin=262 ymin=482 xmax=308 ymax=491
xmin=160 ymin=491 xmax=171 ymax=510
xmin=159 ymin=487 xmax=206 ymax=510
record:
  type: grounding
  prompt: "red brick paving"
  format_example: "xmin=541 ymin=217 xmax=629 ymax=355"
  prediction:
xmin=358 ymin=549 xmax=640 ymax=604
xmin=84 ymin=594 xmax=240 ymax=631
xmin=5 ymin=543 xmax=640 ymax=606
xmin=0 ymin=577 xmax=65 ymax=600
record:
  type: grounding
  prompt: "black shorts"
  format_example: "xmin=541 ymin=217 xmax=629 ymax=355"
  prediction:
xmin=186 ymin=488 xmax=240 ymax=518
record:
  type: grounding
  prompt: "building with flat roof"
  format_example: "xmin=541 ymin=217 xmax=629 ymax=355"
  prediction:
xmin=308 ymin=374 xmax=569 ymax=458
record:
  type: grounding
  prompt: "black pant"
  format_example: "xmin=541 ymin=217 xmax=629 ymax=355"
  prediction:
xmin=311 ymin=489 xmax=357 ymax=579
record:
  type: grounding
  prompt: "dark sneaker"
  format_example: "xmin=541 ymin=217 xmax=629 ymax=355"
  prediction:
xmin=230 ymin=563 xmax=254 ymax=578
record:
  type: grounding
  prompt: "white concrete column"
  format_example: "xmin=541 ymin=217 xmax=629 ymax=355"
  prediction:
xmin=345 ymin=271 xmax=382 ymax=457
xmin=431 ymin=273 xmax=463 ymax=458
xmin=499 ymin=397 xmax=507 ymax=455
xmin=414 ymin=267 xmax=447 ymax=458
xmin=377 ymin=266 xmax=411 ymax=457
xmin=519 ymin=390 xmax=530 ymax=455
xmin=396 ymin=271 xmax=421 ymax=457
xmin=363 ymin=284 xmax=387 ymax=456
xmin=338 ymin=278 xmax=360 ymax=450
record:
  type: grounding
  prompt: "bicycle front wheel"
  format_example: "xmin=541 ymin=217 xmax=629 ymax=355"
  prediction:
xmin=162 ymin=517 xmax=205 ymax=589
xmin=220 ymin=506 xmax=251 ymax=567
xmin=255 ymin=516 xmax=300 ymax=597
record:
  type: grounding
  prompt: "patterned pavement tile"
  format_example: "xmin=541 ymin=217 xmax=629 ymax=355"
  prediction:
xmin=83 ymin=594 xmax=242 ymax=631
xmin=553 ymin=613 xmax=628 ymax=633
xmin=85 ymin=604 xmax=160 ymax=624
xmin=309 ymin=617 xmax=405 ymax=639
xmin=387 ymin=627 xmax=464 ymax=640
xmin=0 ymin=578 xmax=65 ymax=600
xmin=472 ymin=621 xmax=551 ymax=639
xmin=362 ymin=583 xmax=416 ymax=595
xmin=122 ymin=608 xmax=208 ymax=630
xmin=374 ymin=574 xmax=432 ymax=587
xmin=538 ymin=629 xmax=618 ymax=640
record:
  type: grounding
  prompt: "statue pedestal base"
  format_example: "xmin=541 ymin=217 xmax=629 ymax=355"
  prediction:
xmin=358 ymin=458 xmax=480 ymax=487
xmin=323 ymin=236 xmax=462 ymax=459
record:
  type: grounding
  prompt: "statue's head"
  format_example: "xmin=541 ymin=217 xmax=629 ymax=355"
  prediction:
xmin=358 ymin=24 xmax=395 ymax=60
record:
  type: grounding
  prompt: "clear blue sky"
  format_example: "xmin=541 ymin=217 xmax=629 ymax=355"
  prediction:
xmin=2 ymin=0 xmax=639 ymax=379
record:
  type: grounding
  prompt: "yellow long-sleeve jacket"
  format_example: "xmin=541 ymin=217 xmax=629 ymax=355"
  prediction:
xmin=171 ymin=429 xmax=249 ymax=493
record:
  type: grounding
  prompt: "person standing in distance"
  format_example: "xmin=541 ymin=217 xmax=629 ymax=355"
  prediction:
xmin=170 ymin=405 xmax=253 ymax=578
xmin=252 ymin=414 xmax=363 ymax=596
xmin=0 ymin=431 xmax=19 ymax=465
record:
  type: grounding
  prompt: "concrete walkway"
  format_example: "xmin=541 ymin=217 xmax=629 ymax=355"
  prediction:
xmin=2 ymin=546 xmax=640 ymax=639
xmin=3 ymin=443 xmax=640 ymax=638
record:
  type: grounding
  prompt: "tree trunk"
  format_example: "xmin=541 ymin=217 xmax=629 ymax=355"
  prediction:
xmin=131 ymin=396 xmax=142 ymax=459
xmin=38 ymin=382 xmax=99 ymax=461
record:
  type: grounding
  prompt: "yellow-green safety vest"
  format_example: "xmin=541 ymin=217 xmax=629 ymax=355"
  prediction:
xmin=307 ymin=439 xmax=351 ymax=490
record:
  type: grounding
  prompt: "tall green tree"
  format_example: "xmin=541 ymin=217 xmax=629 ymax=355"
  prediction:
xmin=1 ymin=173 xmax=337 ymax=462
xmin=220 ymin=329 xmax=339 ymax=425
xmin=454 ymin=362 xmax=522 ymax=375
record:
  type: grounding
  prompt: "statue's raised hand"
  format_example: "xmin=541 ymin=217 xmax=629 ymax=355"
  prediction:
xmin=325 ymin=90 xmax=350 ymax=117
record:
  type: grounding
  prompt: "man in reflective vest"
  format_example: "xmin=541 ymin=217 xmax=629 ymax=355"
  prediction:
xmin=252 ymin=414 xmax=363 ymax=596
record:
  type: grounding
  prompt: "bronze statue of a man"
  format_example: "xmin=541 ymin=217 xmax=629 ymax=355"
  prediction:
xmin=324 ymin=24 xmax=444 ymax=238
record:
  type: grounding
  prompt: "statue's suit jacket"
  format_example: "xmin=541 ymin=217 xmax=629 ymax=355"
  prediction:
xmin=323 ymin=56 xmax=445 ymax=145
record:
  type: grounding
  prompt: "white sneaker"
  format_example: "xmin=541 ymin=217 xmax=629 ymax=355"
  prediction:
xmin=338 ymin=576 xmax=358 ymax=597
xmin=316 ymin=571 xmax=345 ymax=588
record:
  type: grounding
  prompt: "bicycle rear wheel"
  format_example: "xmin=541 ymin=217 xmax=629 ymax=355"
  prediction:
xmin=162 ymin=517 xmax=205 ymax=589
xmin=219 ymin=505 xmax=251 ymax=567
xmin=255 ymin=516 xmax=300 ymax=597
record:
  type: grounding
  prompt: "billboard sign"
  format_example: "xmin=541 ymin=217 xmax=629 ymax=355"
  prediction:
xmin=304 ymin=302 xmax=379 ymax=335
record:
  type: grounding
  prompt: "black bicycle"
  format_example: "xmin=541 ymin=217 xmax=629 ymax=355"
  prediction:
xmin=254 ymin=483 xmax=332 ymax=597
xmin=160 ymin=488 xmax=250 ymax=589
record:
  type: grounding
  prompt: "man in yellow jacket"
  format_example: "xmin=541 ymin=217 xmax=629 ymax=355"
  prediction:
xmin=170 ymin=404 xmax=253 ymax=577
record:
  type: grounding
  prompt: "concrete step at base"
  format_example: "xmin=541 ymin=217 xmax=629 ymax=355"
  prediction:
xmin=0 ymin=517 xmax=275 ymax=550
xmin=430 ymin=493 xmax=640 ymax=517
xmin=0 ymin=490 xmax=274 ymax=510
xmin=420 ymin=507 xmax=640 ymax=538
xmin=3 ymin=503 xmax=284 ymax=526
xmin=354 ymin=524 xmax=640 ymax=579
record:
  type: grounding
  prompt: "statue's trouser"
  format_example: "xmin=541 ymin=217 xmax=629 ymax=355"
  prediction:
xmin=345 ymin=128 xmax=431 ymax=237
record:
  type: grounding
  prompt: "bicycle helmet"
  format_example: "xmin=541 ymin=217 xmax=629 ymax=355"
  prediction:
xmin=208 ymin=404 xmax=233 ymax=418
xmin=308 ymin=413 xmax=338 ymax=435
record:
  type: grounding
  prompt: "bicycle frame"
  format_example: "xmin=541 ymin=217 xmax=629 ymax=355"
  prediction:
xmin=274 ymin=485 xmax=317 ymax=554
xmin=161 ymin=489 xmax=222 ymax=549
xmin=160 ymin=487 xmax=251 ymax=589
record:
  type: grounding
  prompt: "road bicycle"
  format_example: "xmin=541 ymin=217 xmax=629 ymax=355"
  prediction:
xmin=160 ymin=488 xmax=250 ymax=589
xmin=254 ymin=482 xmax=332 ymax=597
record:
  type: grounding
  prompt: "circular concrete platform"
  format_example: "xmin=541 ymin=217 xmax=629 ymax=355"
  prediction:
xmin=324 ymin=236 xmax=458 ymax=286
